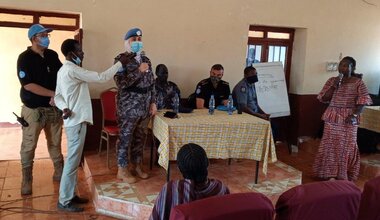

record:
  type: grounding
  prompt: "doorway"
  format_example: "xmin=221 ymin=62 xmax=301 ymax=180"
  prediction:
xmin=0 ymin=8 xmax=80 ymax=160
xmin=0 ymin=8 xmax=80 ymax=123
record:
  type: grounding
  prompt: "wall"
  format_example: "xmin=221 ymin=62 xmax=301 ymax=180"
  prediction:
xmin=1 ymin=0 xmax=380 ymax=145
xmin=1 ymin=0 xmax=379 ymax=97
xmin=0 ymin=27 xmax=74 ymax=122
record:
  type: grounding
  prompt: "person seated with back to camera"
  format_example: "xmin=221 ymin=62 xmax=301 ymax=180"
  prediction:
xmin=150 ymin=143 xmax=230 ymax=220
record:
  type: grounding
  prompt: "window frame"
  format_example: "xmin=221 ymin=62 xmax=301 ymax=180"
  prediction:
xmin=248 ymin=25 xmax=295 ymax=90
xmin=0 ymin=8 xmax=79 ymax=31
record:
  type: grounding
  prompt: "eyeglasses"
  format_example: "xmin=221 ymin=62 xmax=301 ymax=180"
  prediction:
xmin=35 ymin=33 xmax=51 ymax=38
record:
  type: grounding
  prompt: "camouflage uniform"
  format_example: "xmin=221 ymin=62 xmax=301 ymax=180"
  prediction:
xmin=155 ymin=79 xmax=181 ymax=110
xmin=114 ymin=54 xmax=156 ymax=168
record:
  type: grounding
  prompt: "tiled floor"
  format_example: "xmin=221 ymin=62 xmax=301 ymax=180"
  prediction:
xmin=83 ymin=149 xmax=302 ymax=219
xmin=0 ymin=125 xmax=379 ymax=219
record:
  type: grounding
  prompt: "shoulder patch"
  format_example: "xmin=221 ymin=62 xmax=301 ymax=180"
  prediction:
xmin=196 ymin=86 xmax=201 ymax=95
xmin=221 ymin=81 xmax=229 ymax=85
xmin=240 ymin=86 xmax=246 ymax=93
xmin=19 ymin=70 xmax=26 ymax=79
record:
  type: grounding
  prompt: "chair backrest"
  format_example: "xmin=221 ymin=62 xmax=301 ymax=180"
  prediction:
xmin=100 ymin=87 xmax=118 ymax=124
xmin=275 ymin=180 xmax=361 ymax=220
xmin=169 ymin=192 xmax=274 ymax=220
xmin=357 ymin=175 xmax=380 ymax=220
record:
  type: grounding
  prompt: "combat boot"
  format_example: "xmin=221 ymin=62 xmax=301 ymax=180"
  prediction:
xmin=21 ymin=167 xmax=33 ymax=195
xmin=117 ymin=167 xmax=137 ymax=184
xmin=134 ymin=163 xmax=149 ymax=179
xmin=53 ymin=161 xmax=63 ymax=182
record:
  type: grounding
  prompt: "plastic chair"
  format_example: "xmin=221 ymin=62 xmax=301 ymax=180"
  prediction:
xmin=275 ymin=180 xmax=361 ymax=220
xmin=98 ymin=87 xmax=119 ymax=169
xmin=357 ymin=175 xmax=380 ymax=220
xmin=169 ymin=192 xmax=274 ymax=220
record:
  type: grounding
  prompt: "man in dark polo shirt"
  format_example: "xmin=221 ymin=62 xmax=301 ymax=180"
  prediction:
xmin=195 ymin=64 xmax=230 ymax=109
xmin=17 ymin=24 xmax=64 ymax=195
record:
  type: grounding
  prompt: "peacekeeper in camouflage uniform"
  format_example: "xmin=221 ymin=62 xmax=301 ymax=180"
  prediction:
xmin=155 ymin=64 xmax=181 ymax=110
xmin=114 ymin=28 xmax=157 ymax=184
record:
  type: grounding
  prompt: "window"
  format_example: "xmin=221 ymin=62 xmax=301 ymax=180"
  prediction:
xmin=246 ymin=25 xmax=295 ymax=89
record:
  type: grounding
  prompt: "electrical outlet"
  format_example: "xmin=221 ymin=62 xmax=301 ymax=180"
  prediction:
xmin=326 ymin=62 xmax=338 ymax=72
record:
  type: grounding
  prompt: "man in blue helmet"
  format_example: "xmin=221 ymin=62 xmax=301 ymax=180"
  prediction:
xmin=16 ymin=24 xmax=64 ymax=195
xmin=114 ymin=28 xmax=157 ymax=184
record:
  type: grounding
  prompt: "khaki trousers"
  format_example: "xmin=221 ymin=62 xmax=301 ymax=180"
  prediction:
xmin=20 ymin=105 xmax=63 ymax=168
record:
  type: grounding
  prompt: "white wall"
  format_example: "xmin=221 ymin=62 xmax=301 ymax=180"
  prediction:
xmin=1 ymin=0 xmax=380 ymax=97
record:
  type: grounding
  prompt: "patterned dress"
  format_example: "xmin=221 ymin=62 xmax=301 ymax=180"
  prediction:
xmin=150 ymin=178 xmax=230 ymax=220
xmin=313 ymin=77 xmax=372 ymax=180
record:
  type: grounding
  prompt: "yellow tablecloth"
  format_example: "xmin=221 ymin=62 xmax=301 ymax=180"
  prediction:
xmin=359 ymin=106 xmax=380 ymax=133
xmin=152 ymin=109 xmax=277 ymax=175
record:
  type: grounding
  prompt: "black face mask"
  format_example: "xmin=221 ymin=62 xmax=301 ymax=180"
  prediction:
xmin=246 ymin=75 xmax=258 ymax=84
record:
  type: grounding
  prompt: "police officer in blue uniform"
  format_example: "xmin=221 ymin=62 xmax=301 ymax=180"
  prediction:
xmin=232 ymin=66 xmax=269 ymax=120
xmin=195 ymin=64 xmax=230 ymax=109
xmin=114 ymin=28 xmax=157 ymax=184
xmin=233 ymin=66 xmax=283 ymax=142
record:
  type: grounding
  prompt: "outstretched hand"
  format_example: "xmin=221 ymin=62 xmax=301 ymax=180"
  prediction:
xmin=115 ymin=52 xmax=136 ymax=66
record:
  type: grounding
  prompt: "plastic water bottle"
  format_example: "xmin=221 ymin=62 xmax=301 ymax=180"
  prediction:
xmin=209 ymin=94 xmax=215 ymax=115
xmin=227 ymin=95 xmax=233 ymax=115
xmin=173 ymin=93 xmax=179 ymax=114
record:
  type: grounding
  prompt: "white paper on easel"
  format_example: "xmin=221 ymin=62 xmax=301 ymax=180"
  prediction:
xmin=252 ymin=62 xmax=290 ymax=118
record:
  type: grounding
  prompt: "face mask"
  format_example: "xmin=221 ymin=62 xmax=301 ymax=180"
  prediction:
xmin=71 ymin=52 xmax=81 ymax=65
xmin=247 ymin=75 xmax=258 ymax=84
xmin=130 ymin=41 xmax=143 ymax=53
xmin=38 ymin=37 xmax=50 ymax=48
xmin=211 ymin=76 xmax=221 ymax=84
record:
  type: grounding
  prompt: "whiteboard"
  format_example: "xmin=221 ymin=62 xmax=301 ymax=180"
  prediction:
xmin=252 ymin=62 xmax=290 ymax=118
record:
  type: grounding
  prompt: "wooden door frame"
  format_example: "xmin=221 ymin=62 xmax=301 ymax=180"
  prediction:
xmin=248 ymin=25 xmax=295 ymax=90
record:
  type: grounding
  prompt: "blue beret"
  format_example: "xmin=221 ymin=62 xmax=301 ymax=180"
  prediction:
xmin=28 ymin=24 xmax=52 ymax=40
xmin=124 ymin=28 xmax=142 ymax=40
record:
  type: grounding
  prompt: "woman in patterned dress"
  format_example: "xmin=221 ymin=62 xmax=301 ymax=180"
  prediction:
xmin=313 ymin=56 xmax=372 ymax=181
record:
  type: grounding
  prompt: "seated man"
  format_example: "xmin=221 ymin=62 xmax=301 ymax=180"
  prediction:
xmin=195 ymin=64 xmax=230 ymax=109
xmin=150 ymin=143 xmax=230 ymax=220
xmin=233 ymin=66 xmax=280 ymax=141
xmin=155 ymin=64 xmax=181 ymax=110
xmin=232 ymin=66 xmax=269 ymax=120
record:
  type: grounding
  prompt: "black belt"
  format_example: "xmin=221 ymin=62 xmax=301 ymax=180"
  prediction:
xmin=125 ymin=85 xmax=153 ymax=94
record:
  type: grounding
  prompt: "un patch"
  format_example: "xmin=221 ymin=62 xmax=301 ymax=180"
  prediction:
xmin=240 ymin=86 xmax=246 ymax=93
xmin=196 ymin=87 xmax=201 ymax=94
xmin=19 ymin=71 xmax=26 ymax=79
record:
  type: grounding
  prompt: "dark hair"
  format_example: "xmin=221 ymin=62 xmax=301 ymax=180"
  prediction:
xmin=61 ymin=39 xmax=79 ymax=56
xmin=211 ymin=64 xmax=224 ymax=71
xmin=342 ymin=56 xmax=356 ymax=68
xmin=155 ymin=64 xmax=168 ymax=76
xmin=244 ymin=66 xmax=256 ymax=75
xmin=177 ymin=143 xmax=209 ymax=183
